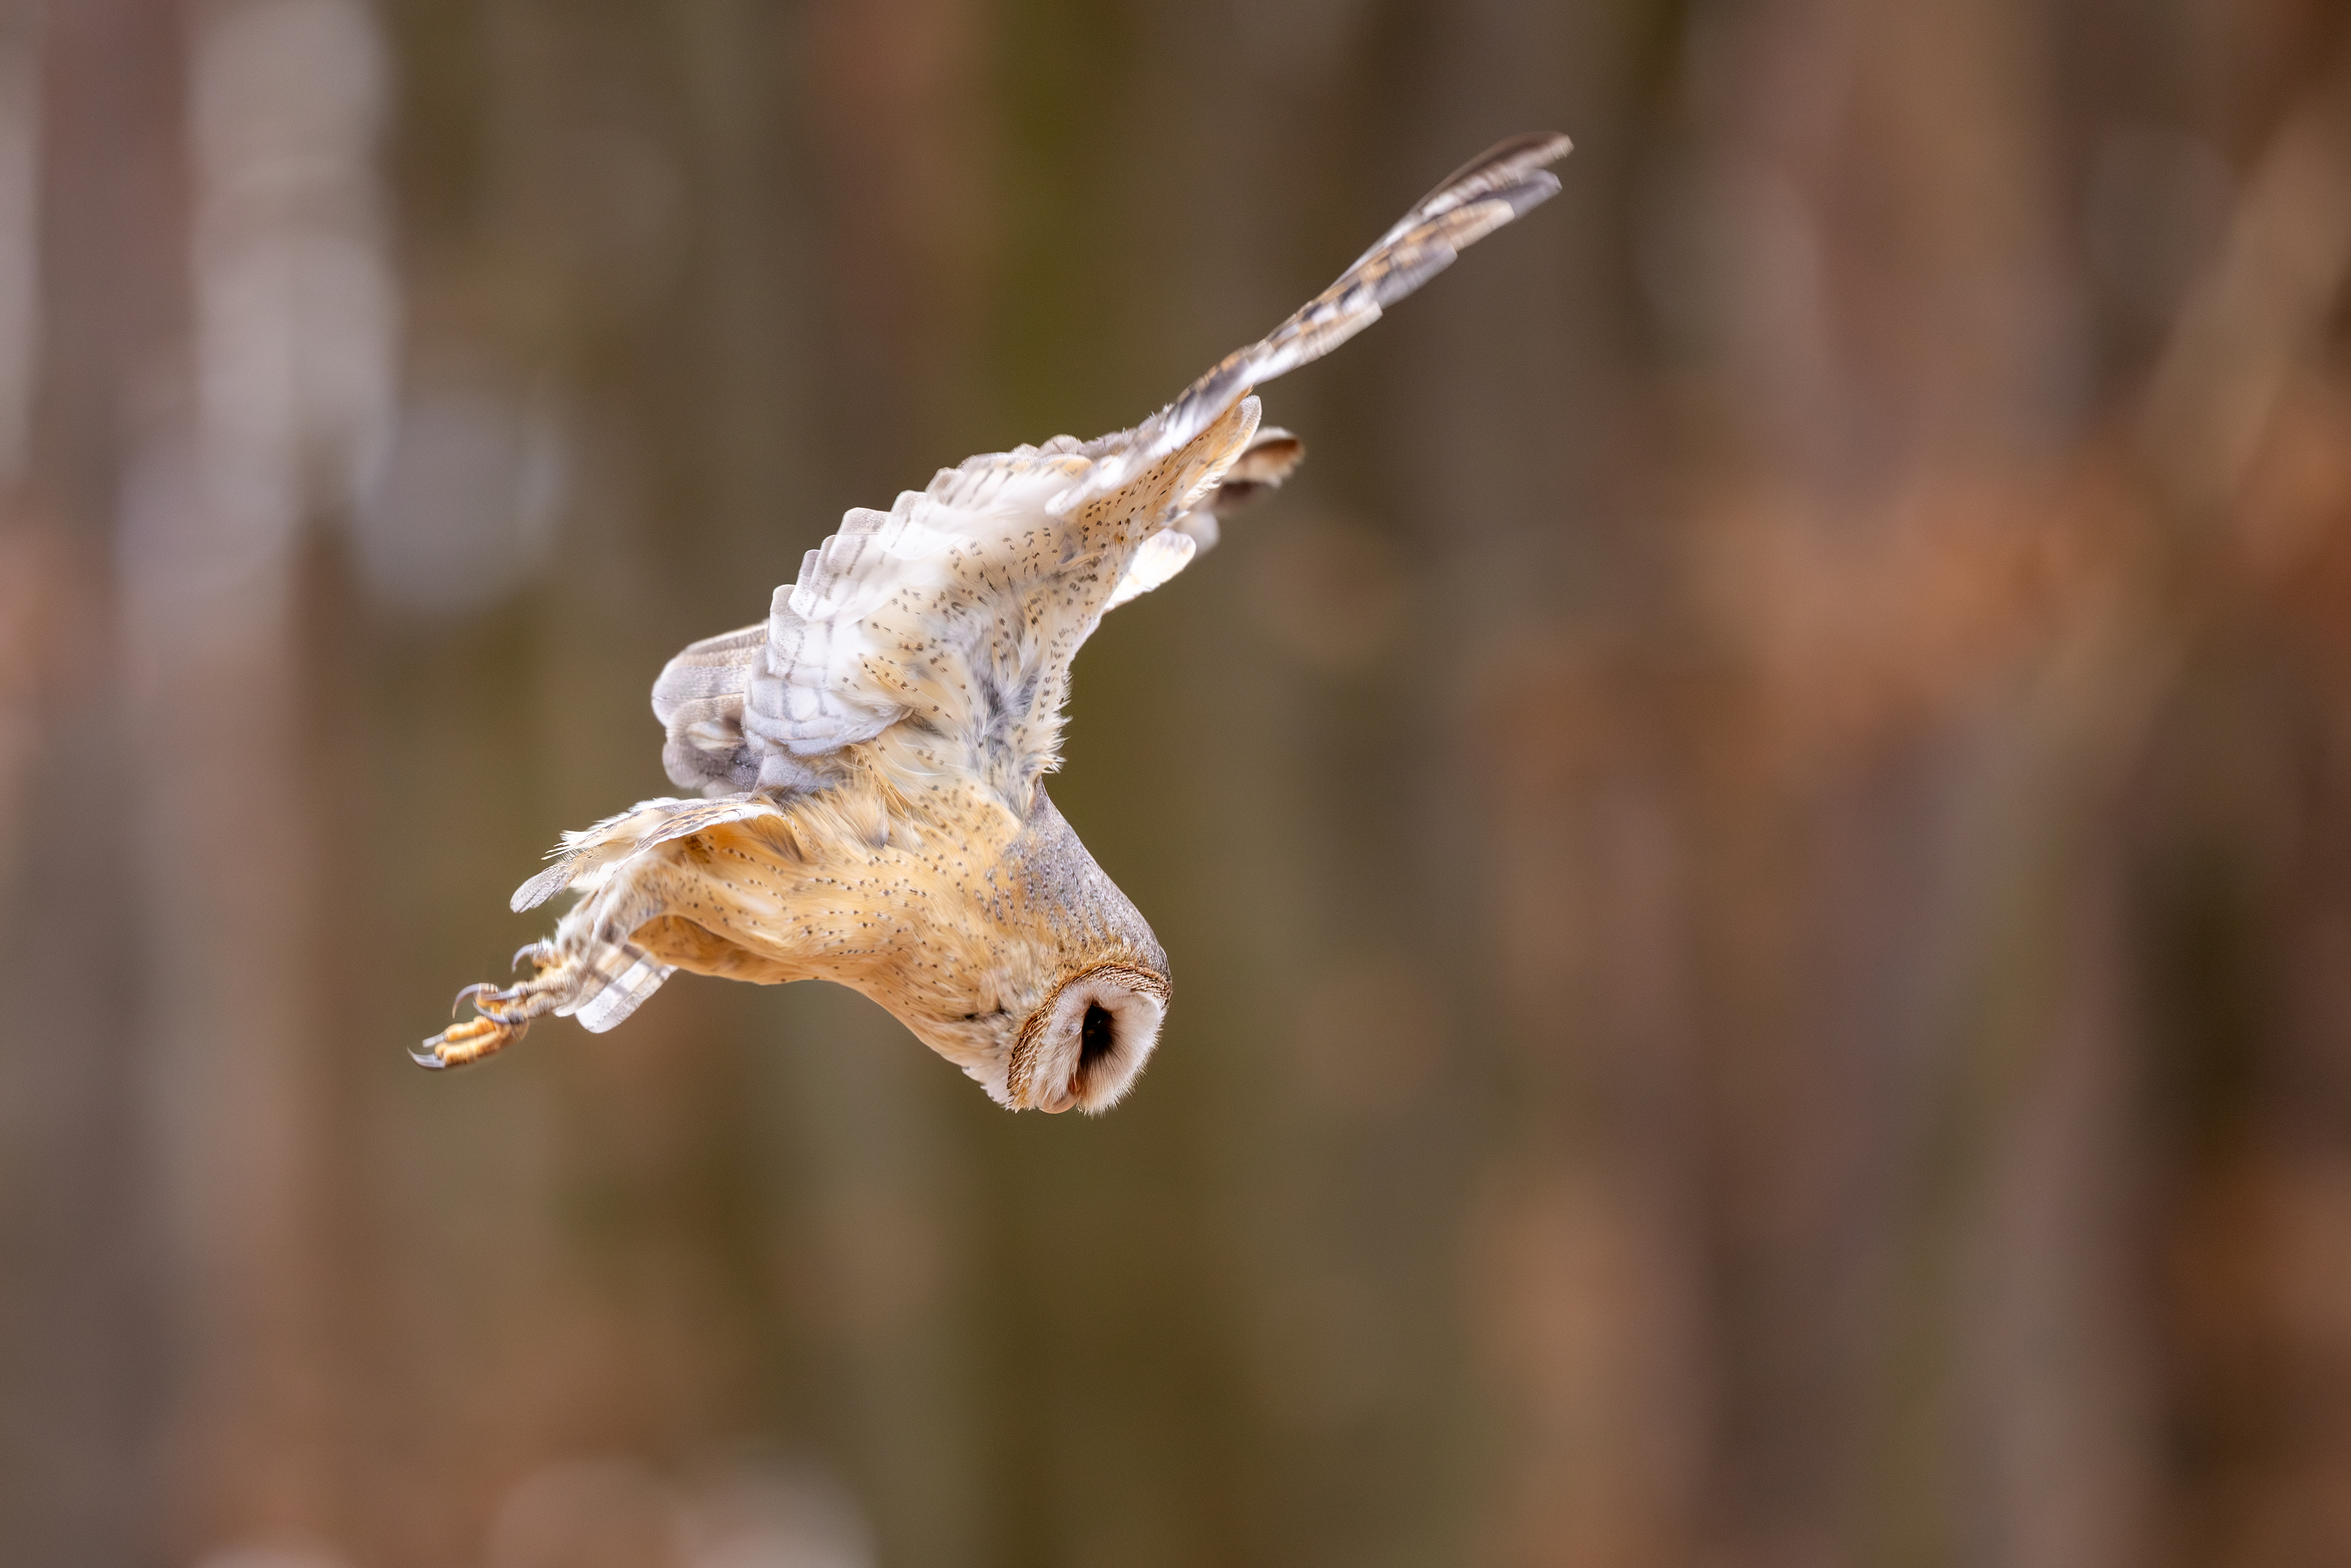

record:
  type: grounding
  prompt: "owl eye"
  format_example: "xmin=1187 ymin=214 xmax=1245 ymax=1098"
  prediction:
xmin=1079 ymin=1003 xmax=1117 ymax=1069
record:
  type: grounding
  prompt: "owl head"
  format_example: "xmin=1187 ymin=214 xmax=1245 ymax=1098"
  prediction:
xmin=895 ymin=786 xmax=1172 ymax=1114
xmin=1002 ymin=959 xmax=1171 ymax=1114
xmin=904 ymin=948 xmax=1170 ymax=1115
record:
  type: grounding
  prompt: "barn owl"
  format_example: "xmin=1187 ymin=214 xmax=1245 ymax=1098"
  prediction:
xmin=419 ymin=132 xmax=1571 ymax=1111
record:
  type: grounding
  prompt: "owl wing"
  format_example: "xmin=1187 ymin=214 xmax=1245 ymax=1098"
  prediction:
xmin=655 ymin=131 xmax=1571 ymax=809
xmin=1071 ymin=130 xmax=1572 ymax=518
xmin=657 ymin=395 xmax=1270 ymax=809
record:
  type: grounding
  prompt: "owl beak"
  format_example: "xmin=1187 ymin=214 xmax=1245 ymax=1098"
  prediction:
xmin=1005 ymin=1044 xmax=1081 ymax=1112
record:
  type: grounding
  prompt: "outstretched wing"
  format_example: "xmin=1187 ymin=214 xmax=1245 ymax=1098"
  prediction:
xmin=1067 ymin=131 xmax=1572 ymax=517
xmin=655 ymin=132 xmax=1572 ymax=807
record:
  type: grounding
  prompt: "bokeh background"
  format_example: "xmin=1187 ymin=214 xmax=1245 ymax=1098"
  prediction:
xmin=4 ymin=0 xmax=2351 ymax=1565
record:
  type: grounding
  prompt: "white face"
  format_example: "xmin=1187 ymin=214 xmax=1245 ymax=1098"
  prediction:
xmin=1010 ymin=968 xmax=1168 ymax=1114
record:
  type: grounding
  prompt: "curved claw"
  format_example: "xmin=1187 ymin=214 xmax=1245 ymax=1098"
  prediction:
xmin=512 ymin=942 xmax=551 ymax=973
xmin=451 ymin=981 xmax=499 ymax=1018
xmin=414 ymin=1014 xmax=524 ymax=1071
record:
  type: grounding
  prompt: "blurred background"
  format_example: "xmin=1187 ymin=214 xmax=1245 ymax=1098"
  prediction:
xmin=4 ymin=0 xmax=2351 ymax=1564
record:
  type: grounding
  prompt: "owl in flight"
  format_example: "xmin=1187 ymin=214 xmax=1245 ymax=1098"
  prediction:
xmin=419 ymin=132 xmax=1571 ymax=1111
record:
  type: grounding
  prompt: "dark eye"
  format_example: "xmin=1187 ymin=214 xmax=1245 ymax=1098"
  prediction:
xmin=1079 ymin=1002 xmax=1117 ymax=1068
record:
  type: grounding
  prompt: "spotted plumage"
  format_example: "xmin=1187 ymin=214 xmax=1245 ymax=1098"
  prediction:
xmin=420 ymin=132 xmax=1570 ymax=1111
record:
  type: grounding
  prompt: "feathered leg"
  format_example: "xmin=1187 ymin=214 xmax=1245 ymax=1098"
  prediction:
xmin=415 ymin=927 xmax=676 ymax=1070
xmin=416 ymin=793 xmax=798 ymax=1068
xmin=416 ymin=853 xmax=684 ymax=1069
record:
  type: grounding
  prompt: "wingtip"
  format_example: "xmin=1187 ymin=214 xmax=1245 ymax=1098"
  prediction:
xmin=1497 ymin=129 xmax=1574 ymax=167
xmin=1379 ymin=132 xmax=1571 ymax=244
xmin=1440 ymin=130 xmax=1574 ymax=193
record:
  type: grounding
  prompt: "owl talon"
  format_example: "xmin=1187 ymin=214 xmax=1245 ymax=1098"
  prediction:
xmin=415 ymin=1012 xmax=528 ymax=1070
xmin=512 ymin=942 xmax=553 ymax=973
xmin=454 ymin=979 xmax=533 ymax=1014
xmin=420 ymin=946 xmax=578 ymax=1070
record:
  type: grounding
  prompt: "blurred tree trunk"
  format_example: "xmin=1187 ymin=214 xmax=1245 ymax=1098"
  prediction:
xmin=0 ymin=0 xmax=185 ymax=1561
xmin=8 ymin=2 xmax=2351 ymax=1567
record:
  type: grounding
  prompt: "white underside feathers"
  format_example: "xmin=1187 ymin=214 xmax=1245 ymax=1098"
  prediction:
xmin=1009 ymin=972 xmax=1167 ymax=1115
xmin=1101 ymin=528 xmax=1195 ymax=612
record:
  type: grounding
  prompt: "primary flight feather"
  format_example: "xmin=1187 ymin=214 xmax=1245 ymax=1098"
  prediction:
xmin=419 ymin=132 xmax=1572 ymax=1112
